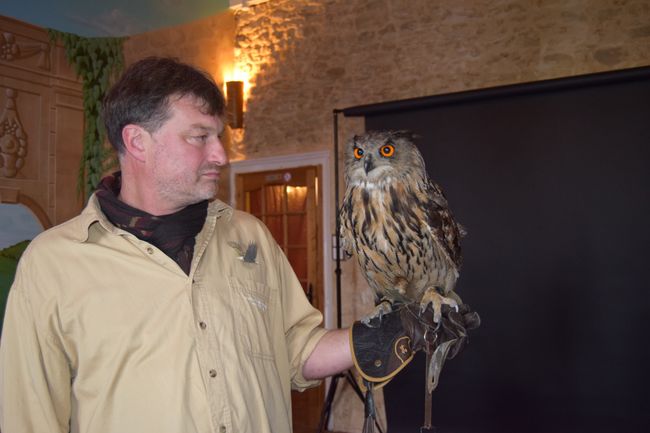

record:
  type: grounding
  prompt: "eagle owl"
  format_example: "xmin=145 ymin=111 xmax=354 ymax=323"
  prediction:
xmin=340 ymin=130 xmax=463 ymax=323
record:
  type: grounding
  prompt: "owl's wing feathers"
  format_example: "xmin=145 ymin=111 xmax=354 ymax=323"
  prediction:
xmin=338 ymin=199 xmax=354 ymax=258
xmin=419 ymin=178 xmax=463 ymax=269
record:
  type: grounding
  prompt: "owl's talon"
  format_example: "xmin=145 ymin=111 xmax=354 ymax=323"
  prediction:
xmin=361 ymin=299 xmax=393 ymax=327
xmin=420 ymin=288 xmax=458 ymax=323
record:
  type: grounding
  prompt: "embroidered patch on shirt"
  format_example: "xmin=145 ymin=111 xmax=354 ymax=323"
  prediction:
xmin=242 ymin=294 xmax=268 ymax=311
xmin=228 ymin=241 xmax=258 ymax=264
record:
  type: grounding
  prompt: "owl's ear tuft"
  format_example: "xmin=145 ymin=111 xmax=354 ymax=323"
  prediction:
xmin=392 ymin=130 xmax=419 ymax=141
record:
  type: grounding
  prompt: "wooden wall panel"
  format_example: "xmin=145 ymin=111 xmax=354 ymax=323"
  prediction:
xmin=54 ymin=102 xmax=84 ymax=223
xmin=0 ymin=14 xmax=83 ymax=227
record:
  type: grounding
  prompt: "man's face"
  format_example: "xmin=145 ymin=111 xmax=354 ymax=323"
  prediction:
xmin=146 ymin=94 xmax=228 ymax=212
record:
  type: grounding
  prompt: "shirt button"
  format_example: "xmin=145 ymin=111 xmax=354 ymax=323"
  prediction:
xmin=209 ymin=369 xmax=217 ymax=378
xmin=199 ymin=321 xmax=207 ymax=330
xmin=146 ymin=246 xmax=154 ymax=254
xmin=219 ymin=426 xmax=226 ymax=433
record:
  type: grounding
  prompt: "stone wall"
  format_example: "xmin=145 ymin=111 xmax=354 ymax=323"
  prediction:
xmin=233 ymin=0 xmax=650 ymax=161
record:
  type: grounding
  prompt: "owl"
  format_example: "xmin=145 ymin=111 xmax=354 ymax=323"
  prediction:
xmin=340 ymin=130 xmax=464 ymax=323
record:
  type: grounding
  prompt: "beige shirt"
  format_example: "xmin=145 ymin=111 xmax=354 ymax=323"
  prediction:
xmin=0 ymin=196 xmax=327 ymax=433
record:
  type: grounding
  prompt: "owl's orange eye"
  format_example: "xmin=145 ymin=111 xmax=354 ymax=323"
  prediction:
xmin=353 ymin=147 xmax=365 ymax=159
xmin=379 ymin=144 xmax=395 ymax=158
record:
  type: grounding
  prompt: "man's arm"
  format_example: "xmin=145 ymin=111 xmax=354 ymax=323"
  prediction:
xmin=0 ymin=259 xmax=71 ymax=433
xmin=302 ymin=328 xmax=353 ymax=380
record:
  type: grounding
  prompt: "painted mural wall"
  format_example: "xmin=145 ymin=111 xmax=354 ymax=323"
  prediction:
xmin=0 ymin=203 xmax=42 ymax=329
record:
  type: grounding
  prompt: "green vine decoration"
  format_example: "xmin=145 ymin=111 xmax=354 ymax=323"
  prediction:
xmin=48 ymin=30 xmax=126 ymax=198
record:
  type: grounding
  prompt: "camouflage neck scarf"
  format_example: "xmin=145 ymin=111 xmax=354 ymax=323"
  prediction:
xmin=95 ymin=172 xmax=208 ymax=275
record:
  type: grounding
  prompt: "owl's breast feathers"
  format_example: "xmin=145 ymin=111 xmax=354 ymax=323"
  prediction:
xmin=340 ymin=177 xmax=462 ymax=299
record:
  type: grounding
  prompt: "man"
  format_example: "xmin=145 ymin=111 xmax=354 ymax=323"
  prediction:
xmin=0 ymin=57 xmax=351 ymax=433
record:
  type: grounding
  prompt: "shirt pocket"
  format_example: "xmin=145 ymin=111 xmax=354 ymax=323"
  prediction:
xmin=228 ymin=276 xmax=275 ymax=360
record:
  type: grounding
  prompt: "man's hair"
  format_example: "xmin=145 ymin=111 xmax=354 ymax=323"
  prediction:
xmin=102 ymin=56 xmax=226 ymax=154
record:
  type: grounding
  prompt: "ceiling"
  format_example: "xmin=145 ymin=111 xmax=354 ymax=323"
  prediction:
xmin=1 ymin=0 xmax=232 ymax=37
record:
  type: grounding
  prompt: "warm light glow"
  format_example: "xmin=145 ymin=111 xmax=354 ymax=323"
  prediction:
xmin=285 ymin=186 xmax=307 ymax=212
xmin=224 ymin=65 xmax=251 ymax=101
xmin=286 ymin=186 xmax=307 ymax=199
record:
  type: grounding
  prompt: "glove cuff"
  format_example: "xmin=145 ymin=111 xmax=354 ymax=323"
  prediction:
xmin=349 ymin=311 xmax=415 ymax=389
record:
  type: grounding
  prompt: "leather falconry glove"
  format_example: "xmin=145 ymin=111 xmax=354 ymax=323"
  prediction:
xmin=350 ymin=302 xmax=480 ymax=390
xmin=349 ymin=302 xmax=480 ymax=433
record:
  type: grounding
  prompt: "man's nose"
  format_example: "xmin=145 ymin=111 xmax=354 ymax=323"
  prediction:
xmin=207 ymin=137 xmax=229 ymax=166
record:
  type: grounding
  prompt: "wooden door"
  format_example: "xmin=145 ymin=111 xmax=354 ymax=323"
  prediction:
xmin=235 ymin=165 xmax=324 ymax=433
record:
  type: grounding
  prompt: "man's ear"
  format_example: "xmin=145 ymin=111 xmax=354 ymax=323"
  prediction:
xmin=122 ymin=124 xmax=147 ymax=162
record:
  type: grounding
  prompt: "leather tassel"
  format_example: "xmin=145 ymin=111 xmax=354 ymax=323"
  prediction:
xmin=362 ymin=380 xmax=376 ymax=433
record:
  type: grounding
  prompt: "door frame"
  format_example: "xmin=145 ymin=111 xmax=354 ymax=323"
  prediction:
xmin=229 ymin=150 xmax=335 ymax=329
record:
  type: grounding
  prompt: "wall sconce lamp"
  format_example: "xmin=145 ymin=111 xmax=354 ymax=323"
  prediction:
xmin=226 ymin=80 xmax=244 ymax=129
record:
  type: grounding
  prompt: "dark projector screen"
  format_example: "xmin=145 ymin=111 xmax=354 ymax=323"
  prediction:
xmin=341 ymin=67 xmax=650 ymax=433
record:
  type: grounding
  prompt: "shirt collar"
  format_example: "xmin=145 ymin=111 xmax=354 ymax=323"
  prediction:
xmin=73 ymin=194 xmax=234 ymax=243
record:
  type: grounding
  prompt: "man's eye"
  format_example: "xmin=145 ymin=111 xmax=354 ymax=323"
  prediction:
xmin=190 ymin=135 xmax=208 ymax=143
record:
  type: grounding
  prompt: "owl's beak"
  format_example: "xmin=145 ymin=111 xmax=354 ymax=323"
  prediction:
xmin=364 ymin=156 xmax=375 ymax=174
